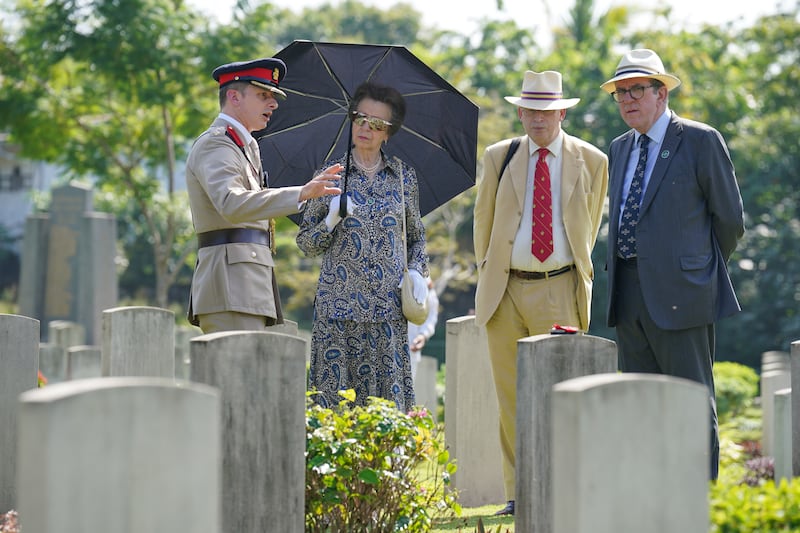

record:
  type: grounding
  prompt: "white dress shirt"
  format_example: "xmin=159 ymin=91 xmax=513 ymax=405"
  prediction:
xmin=510 ymin=132 xmax=574 ymax=272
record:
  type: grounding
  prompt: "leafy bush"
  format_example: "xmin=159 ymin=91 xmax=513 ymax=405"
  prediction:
xmin=714 ymin=361 xmax=759 ymax=423
xmin=305 ymin=391 xmax=461 ymax=532
xmin=741 ymin=456 xmax=775 ymax=487
xmin=710 ymin=478 xmax=800 ymax=532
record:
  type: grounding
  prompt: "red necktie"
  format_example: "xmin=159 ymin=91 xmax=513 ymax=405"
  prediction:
xmin=532 ymin=148 xmax=553 ymax=261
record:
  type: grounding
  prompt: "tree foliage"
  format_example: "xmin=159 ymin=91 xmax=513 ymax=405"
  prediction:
xmin=0 ymin=0 xmax=212 ymax=307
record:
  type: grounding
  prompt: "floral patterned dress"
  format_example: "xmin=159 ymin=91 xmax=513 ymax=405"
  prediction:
xmin=296 ymin=152 xmax=428 ymax=411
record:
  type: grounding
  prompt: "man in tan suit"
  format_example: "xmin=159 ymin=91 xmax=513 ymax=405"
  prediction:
xmin=186 ymin=58 xmax=341 ymax=333
xmin=473 ymin=70 xmax=608 ymax=515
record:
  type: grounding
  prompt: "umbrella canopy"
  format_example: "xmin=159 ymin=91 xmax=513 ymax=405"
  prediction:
xmin=255 ymin=40 xmax=479 ymax=218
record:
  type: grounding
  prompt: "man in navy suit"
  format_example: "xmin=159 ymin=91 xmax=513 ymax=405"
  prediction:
xmin=601 ymin=49 xmax=744 ymax=480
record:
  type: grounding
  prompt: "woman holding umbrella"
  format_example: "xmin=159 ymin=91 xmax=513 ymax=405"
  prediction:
xmin=297 ymin=81 xmax=429 ymax=411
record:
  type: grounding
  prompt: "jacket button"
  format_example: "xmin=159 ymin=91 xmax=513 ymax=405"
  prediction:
xmin=251 ymin=251 xmax=257 ymax=258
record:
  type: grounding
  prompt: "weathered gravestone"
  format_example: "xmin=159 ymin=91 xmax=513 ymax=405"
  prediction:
xmin=791 ymin=340 xmax=800 ymax=476
xmin=174 ymin=325 xmax=203 ymax=381
xmin=17 ymin=377 xmax=220 ymax=533
xmin=17 ymin=183 xmax=117 ymax=345
xmin=190 ymin=330 xmax=307 ymax=533
xmin=774 ymin=387 xmax=792 ymax=483
xmin=552 ymin=373 xmax=709 ymax=533
xmin=444 ymin=316 xmax=504 ymax=507
xmin=37 ymin=343 xmax=66 ymax=384
xmin=761 ymin=350 xmax=790 ymax=458
xmin=66 ymin=345 xmax=102 ymax=380
xmin=102 ymin=306 xmax=174 ymax=377
xmin=515 ymin=333 xmax=617 ymax=533
xmin=40 ymin=320 xmax=86 ymax=383
xmin=0 ymin=314 xmax=39 ymax=514
xmin=47 ymin=320 xmax=86 ymax=350
xmin=414 ymin=355 xmax=439 ymax=419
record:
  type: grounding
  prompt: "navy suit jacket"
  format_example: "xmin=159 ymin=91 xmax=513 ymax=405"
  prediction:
xmin=606 ymin=112 xmax=745 ymax=330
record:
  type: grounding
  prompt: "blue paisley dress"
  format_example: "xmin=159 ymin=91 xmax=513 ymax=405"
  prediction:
xmin=296 ymin=152 xmax=428 ymax=411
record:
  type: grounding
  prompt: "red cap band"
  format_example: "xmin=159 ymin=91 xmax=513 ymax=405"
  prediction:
xmin=217 ymin=67 xmax=277 ymax=86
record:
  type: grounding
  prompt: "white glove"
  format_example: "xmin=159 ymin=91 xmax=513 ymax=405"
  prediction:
xmin=324 ymin=195 xmax=353 ymax=231
xmin=408 ymin=269 xmax=428 ymax=304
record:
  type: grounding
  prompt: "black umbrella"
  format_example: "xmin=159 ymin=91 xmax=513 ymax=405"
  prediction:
xmin=255 ymin=40 xmax=479 ymax=219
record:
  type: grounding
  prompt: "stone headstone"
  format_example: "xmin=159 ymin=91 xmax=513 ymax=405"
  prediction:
xmin=0 ymin=314 xmax=39 ymax=513
xmin=174 ymin=325 xmax=203 ymax=381
xmin=38 ymin=342 xmax=66 ymax=384
xmin=552 ymin=373 xmax=708 ymax=533
xmin=444 ymin=316 xmax=504 ymax=507
xmin=774 ymin=387 xmax=792 ymax=482
xmin=17 ymin=183 xmax=117 ymax=344
xmin=66 ymin=345 xmax=102 ymax=380
xmin=516 ymin=333 xmax=617 ymax=533
xmin=761 ymin=350 xmax=790 ymax=457
xmin=414 ymin=355 xmax=439 ymax=419
xmin=43 ymin=321 xmax=85 ymax=382
xmin=102 ymin=306 xmax=175 ymax=377
xmin=17 ymin=377 xmax=220 ymax=533
xmin=792 ymin=340 xmax=800 ymax=476
xmin=190 ymin=330 xmax=307 ymax=532
xmin=47 ymin=320 xmax=86 ymax=350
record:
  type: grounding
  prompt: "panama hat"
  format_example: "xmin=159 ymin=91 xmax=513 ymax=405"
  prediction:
xmin=504 ymin=70 xmax=580 ymax=110
xmin=600 ymin=49 xmax=681 ymax=93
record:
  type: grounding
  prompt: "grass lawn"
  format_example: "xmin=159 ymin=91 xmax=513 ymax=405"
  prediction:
xmin=432 ymin=505 xmax=515 ymax=532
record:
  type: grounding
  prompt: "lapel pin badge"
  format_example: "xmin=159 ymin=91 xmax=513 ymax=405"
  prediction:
xmin=661 ymin=150 xmax=670 ymax=159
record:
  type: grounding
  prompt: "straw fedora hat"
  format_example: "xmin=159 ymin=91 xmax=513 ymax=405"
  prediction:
xmin=504 ymin=70 xmax=580 ymax=110
xmin=601 ymin=49 xmax=682 ymax=93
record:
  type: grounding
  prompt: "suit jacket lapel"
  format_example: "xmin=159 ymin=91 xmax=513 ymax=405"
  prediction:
xmin=640 ymin=114 xmax=681 ymax=215
xmin=609 ymin=132 xmax=635 ymax=232
xmin=509 ymin=136 xmax=529 ymax=213
xmin=560 ymin=136 xmax=580 ymax=211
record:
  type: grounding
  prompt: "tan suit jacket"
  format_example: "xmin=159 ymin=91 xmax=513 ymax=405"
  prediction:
xmin=185 ymin=117 xmax=304 ymax=323
xmin=474 ymin=133 xmax=609 ymax=329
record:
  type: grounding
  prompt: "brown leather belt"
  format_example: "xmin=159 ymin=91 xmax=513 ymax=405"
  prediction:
xmin=197 ymin=228 xmax=270 ymax=249
xmin=509 ymin=265 xmax=574 ymax=280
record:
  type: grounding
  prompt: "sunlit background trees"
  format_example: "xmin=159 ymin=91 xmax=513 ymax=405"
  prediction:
xmin=0 ymin=0 xmax=797 ymax=369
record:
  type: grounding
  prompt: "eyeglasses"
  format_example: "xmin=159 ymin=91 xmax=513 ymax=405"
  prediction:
xmin=611 ymin=84 xmax=655 ymax=103
xmin=350 ymin=111 xmax=392 ymax=131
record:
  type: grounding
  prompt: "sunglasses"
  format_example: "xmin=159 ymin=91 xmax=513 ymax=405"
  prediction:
xmin=350 ymin=111 xmax=392 ymax=131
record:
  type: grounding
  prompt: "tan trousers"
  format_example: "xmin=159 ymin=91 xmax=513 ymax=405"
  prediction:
xmin=198 ymin=311 xmax=268 ymax=334
xmin=484 ymin=270 xmax=580 ymax=500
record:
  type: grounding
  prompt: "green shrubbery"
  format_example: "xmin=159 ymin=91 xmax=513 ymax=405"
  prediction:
xmin=710 ymin=360 xmax=800 ymax=531
xmin=305 ymin=391 xmax=460 ymax=532
xmin=710 ymin=479 xmax=800 ymax=532
xmin=714 ymin=361 xmax=760 ymax=423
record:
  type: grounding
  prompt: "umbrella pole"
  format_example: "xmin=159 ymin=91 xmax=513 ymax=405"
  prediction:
xmin=339 ymin=121 xmax=353 ymax=218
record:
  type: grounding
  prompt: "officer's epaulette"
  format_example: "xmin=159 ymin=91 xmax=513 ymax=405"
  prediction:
xmin=225 ymin=125 xmax=246 ymax=149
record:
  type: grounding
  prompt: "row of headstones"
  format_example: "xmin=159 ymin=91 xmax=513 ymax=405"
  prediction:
xmin=37 ymin=315 xmax=440 ymax=416
xmin=10 ymin=308 xmax=787 ymax=532
xmin=1 ymin=311 xmax=309 ymax=532
xmin=1 ymin=307 xmax=442 ymax=530
xmin=762 ymin=348 xmax=797 ymax=482
xmin=445 ymin=317 xmax=800 ymax=532
xmin=6 ymin=311 xmax=709 ymax=533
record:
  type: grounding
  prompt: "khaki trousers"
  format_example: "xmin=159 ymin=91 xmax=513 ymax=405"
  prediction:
xmin=198 ymin=311 xmax=268 ymax=334
xmin=484 ymin=270 xmax=580 ymax=500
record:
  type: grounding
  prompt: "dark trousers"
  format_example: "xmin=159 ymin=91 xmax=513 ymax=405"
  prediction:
xmin=614 ymin=258 xmax=719 ymax=480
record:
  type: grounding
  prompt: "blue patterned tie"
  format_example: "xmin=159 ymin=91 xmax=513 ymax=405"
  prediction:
xmin=617 ymin=135 xmax=650 ymax=259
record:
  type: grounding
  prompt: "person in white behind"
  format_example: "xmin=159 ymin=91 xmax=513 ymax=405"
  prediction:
xmin=408 ymin=276 xmax=439 ymax=380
